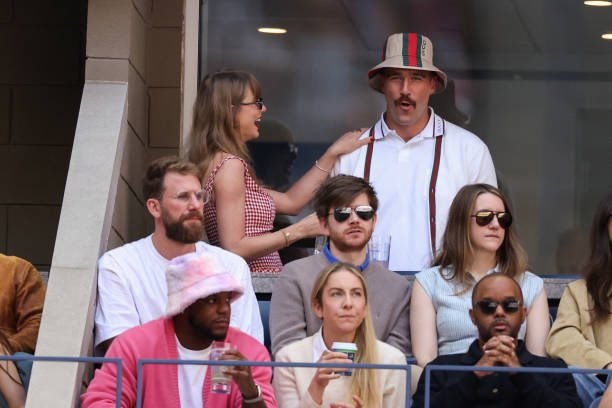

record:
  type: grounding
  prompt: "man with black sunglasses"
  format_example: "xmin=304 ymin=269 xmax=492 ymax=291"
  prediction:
xmin=413 ymin=273 xmax=581 ymax=408
xmin=269 ymin=175 xmax=411 ymax=358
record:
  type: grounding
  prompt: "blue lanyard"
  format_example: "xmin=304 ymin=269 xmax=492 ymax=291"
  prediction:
xmin=322 ymin=245 xmax=369 ymax=271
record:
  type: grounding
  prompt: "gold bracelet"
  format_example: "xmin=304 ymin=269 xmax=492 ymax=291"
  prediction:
xmin=281 ymin=229 xmax=291 ymax=247
xmin=314 ymin=160 xmax=331 ymax=173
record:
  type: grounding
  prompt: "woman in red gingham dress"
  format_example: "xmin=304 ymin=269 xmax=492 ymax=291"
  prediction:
xmin=188 ymin=70 xmax=367 ymax=273
xmin=204 ymin=154 xmax=282 ymax=272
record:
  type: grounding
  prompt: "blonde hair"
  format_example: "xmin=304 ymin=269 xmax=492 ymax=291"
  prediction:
xmin=311 ymin=263 xmax=380 ymax=407
xmin=187 ymin=70 xmax=261 ymax=175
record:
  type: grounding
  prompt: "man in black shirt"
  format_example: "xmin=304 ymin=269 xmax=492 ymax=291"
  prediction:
xmin=413 ymin=273 xmax=581 ymax=408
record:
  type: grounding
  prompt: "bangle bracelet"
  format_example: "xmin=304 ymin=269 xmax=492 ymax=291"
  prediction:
xmin=314 ymin=160 xmax=331 ymax=173
xmin=281 ymin=229 xmax=291 ymax=247
xmin=242 ymin=383 xmax=263 ymax=404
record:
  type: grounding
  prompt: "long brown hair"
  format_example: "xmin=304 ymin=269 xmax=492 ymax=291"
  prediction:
xmin=433 ymin=184 xmax=527 ymax=288
xmin=583 ymin=192 xmax=612 ymax=322
xmin=187 ymin=70 xmax=261 ymax=175
xmin=311 ymin=263 xmax=380 ymax=407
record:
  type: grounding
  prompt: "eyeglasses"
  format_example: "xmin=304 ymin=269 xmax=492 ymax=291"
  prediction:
xmin=471 ymin=211 xmax=513 ymax=229
xmin=330 ymin=206 xmax=375 ymax=222
xmin=238 ymin=98 xmax=265 ymax=110
xmin=170 ymin=190 xmax=209 ymax=205
xmin=476 ymin=299 xmax=521 ymax=315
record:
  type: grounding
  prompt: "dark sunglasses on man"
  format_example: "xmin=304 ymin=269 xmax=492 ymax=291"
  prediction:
xmin=471 ymin=210 xmax=513 ymax=229
xmin=476 ymin=299 xmax=521 ymax=315
xmin=330 ymin=205 xmax=375 ymax=223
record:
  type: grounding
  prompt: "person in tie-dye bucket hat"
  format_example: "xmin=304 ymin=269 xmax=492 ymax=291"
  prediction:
xmin=82 ymin=252 xmax=278 ymax=408
xmin=333 ymin=32 xmax=497 ymax=273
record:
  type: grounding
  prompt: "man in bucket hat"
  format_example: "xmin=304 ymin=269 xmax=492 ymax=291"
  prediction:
xmin=334 ymin=33 xmax=497 ymax=272
xmin=82 ymin=252 xmax=276 ymax=408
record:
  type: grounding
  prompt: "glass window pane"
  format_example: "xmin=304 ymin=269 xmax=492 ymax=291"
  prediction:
xmin=200 ymin=0 xmax=612 ymax=275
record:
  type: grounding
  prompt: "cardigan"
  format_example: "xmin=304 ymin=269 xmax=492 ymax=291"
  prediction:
xmin=273 ymin=333 xmax=407 ymax=408
xmin=81 ymin=320 xmax=277 ymax=408
xmin=546 ymin=279 xmax=612 ymax=369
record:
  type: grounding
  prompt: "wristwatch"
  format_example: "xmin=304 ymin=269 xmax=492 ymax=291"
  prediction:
xmin=242 ymin=383 xmax=262 ymax=404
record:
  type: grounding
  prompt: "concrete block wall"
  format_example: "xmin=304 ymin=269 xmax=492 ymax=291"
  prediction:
xmin=0 ymin=0 xmax=86 ymax=270
xmin=86 ymin=0 xmax=184 ymax=250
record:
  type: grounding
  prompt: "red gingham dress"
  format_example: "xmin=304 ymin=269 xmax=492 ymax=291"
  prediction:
xmin=204 ymin=154 xmax=283 ymax=273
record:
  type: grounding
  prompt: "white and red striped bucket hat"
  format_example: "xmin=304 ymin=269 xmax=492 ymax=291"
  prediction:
xmin=368 ymin=33 xmax=447 ymax=93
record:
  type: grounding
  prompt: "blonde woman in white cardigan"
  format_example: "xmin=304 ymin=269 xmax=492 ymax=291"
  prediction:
xmin=273 ymin=262 xmax=411 ymax=408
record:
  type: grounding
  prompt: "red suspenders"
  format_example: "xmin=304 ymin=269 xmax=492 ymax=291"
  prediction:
xmin=363 ymin=124 xmax=444 ymax=256
xmin=363 ymin=127 xmax=376 ymax=183
xmin=428 ymin=135 xmax=443 ymax=255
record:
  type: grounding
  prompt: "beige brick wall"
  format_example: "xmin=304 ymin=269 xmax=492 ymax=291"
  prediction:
xmin=86 ymin=0 xmax=183 ymax=250
xmin=0 ymin=1 xmax=86 ymax=270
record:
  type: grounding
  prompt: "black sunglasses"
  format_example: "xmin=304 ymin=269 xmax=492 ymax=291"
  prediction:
xmin=471 ymin=210 xmax=513 ymax=229
xmin=330 ymin=205 xmax=375 ymax=222
xmin=476 ymin=299 xmax=521 ymax=315
xmin=239 ymin=97 xmax=265 ymax=110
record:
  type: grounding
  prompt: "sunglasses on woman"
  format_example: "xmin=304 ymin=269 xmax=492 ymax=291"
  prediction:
xmin=330 ymin=205 xmax=375 ymax=222
xmin=471 ymin=210 xmax=513 ymax=229
xmin=476 ymin=299 xmax=521 ymax=315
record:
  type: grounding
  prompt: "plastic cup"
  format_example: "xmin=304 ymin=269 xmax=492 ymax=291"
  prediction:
xmin=331 ymin=341 xmax=357 ymax=376
xmin=313 ymin=235 xmax=328 ymax=255
xmin=367 ymin=235 xmax=391 ymax=268
xmin=210 ymin=341 xmax=232 ymax=394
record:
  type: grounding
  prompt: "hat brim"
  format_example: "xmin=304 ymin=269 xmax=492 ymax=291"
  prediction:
xmin=368 ymin=58 xmax=447 ymax=94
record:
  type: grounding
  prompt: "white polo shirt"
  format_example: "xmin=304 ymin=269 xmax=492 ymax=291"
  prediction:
xmin=333 ymin=108 xmax=497 ymax=272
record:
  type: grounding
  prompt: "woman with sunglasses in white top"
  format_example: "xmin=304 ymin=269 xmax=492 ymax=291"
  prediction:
xmin=410 ymin=183 xmax=550 ymax=367
xmin=188 ymin=70 xmax=367 ymax=273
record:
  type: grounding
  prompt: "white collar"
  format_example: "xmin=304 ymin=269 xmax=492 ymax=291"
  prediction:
xmin=312 ymin=327 xmax=330 ymax=362
xmin=377 ymin=107 xmax=445 ymax=141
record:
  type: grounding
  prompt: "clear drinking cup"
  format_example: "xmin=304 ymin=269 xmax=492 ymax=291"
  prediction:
xmin=367 ymin=235 xmax=391 ymax=268
xmin=210 ymin=341 xmax=232 ymax=394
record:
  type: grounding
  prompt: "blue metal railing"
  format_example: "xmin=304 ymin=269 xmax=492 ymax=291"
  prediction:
xmin=136 ymin=359 xmax=414 ymax=408
xmin=10 ymin=353 xmax=611 ymax=408
xmin=0 ymin=354 xmax=123 ymax=408
xmin=422 ymin=364 xmax=612 ymax=407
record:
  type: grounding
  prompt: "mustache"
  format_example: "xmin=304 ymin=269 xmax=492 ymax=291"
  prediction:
xmin=394 ymin=96 xmax=416 ymax=107
xmin=489 ymin=318 xmax=510 ymax=328
xmin=180 ymin=211 xmax=204 ymax=222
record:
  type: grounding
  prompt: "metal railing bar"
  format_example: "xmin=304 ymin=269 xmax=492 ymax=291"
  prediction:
xmin=0 ymin=355 xmax=123 ymax=408
xmin=423 ymin=364 xmax=612 ymax=408
xmin=135 ymin=359 xmax=413 ymax=408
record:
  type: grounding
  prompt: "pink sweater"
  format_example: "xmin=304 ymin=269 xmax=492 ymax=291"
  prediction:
xmin=82 ymin=319 xmax=276 ymax=407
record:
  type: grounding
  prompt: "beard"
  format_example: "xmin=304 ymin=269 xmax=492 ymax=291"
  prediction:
xmin=187 ymin=314 xmax=228 ymax=342
xmin=162 ymin=209 xmax=204 ymax=243
xmin=328 ymin=226 xmax=372 ymax=253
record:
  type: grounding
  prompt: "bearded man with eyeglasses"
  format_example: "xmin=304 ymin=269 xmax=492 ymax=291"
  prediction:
xmin=413 ymin=273 xmax=581 ymax=408
xmin=94 ymin=156 xmax=263 ymax=356
xmin=270 ymin=175 xmax=411 ymax=359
